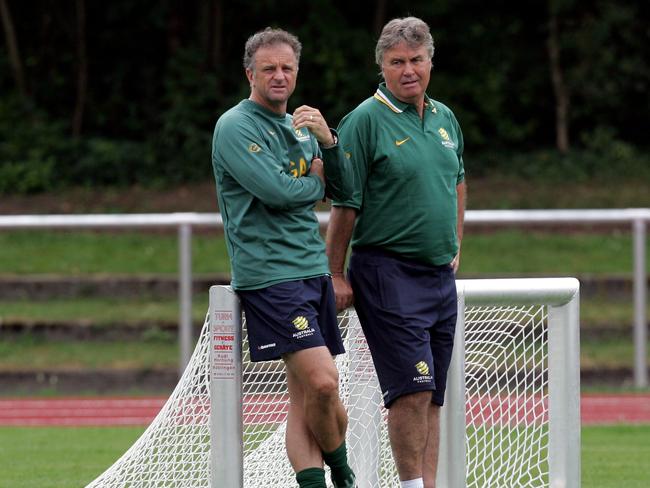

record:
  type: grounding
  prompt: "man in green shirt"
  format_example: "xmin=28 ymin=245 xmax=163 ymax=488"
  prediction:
xmin=326 ymin=17 xmax=466 ymax=488
xmin=212 ymin=28 xmax=355 ymax=488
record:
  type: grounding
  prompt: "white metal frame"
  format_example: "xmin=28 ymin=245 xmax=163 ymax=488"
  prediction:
xmin=209 ymin=277 xmax=581 ymax=488
xmin=209 ymin=286 xmax=243 ymax=487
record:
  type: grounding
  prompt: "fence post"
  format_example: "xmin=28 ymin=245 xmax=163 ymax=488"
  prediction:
xmin=178 ymin=223 xmax=193 ymax=375
xmin=633 ymin=219 xmax=648 ymax=388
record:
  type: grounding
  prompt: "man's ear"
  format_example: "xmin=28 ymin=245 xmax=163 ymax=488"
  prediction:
xmin=245 ymin=68 xmax=254 ymax=87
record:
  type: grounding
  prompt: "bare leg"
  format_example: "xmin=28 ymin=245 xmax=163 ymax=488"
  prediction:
xmin=387 ymin=391 xmax=432 ymax=480
xmin=422 ymin=404 xmax=441 ymax=488
xmin=284 ymin=346 xmax=348 ymax=453
xmin=285 ymin=366 xmax=324 ymax=472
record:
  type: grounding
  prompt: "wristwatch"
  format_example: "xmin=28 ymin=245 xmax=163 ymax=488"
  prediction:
xmin=321 ymin=130 xmax=338 ymax=149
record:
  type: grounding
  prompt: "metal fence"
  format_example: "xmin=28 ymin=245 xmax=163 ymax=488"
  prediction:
xmin=1 ymin=208 xmax=648 ymax=386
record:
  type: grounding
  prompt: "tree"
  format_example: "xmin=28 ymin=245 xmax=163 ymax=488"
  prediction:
xmin=72 ymin=0 xmax=88 ymax=137
xmin=547 ymin=10 xmax=570 ymax=153
xmin=0 ymin=0 xmax=27 ymax=97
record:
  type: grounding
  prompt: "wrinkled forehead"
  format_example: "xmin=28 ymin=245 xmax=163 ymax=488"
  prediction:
xmin=251 ymin=42 xmax=298 ymax=67
xmin=382 ymin=41 xmax=430 ymax=61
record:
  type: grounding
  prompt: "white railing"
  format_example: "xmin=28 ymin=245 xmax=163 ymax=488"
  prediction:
xmin=0 ymin=208 xmax=648 ymax=386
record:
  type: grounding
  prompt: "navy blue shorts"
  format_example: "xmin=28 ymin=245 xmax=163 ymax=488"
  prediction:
xmin=348 ymin=247 xmax=457 ymax=408
xmin=237 ymin=276 xmax=345 ymax=362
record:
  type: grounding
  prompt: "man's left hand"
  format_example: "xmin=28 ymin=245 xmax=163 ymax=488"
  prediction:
xmin=451 ymin=251 xmax=461 ymax=274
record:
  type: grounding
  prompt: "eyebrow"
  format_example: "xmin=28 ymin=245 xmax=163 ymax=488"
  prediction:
xmin=260 ymin=62 xmax=295 ymax=69
xmin=388 ymin=54 xmax=424 ymax=62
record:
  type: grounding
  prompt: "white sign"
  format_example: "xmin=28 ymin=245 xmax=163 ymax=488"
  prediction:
xmin=211 ymin=310 xmax=236 ymax=379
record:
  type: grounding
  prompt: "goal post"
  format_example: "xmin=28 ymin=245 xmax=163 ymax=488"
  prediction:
xmin=547 ymin=285 xmax=581 ymax=488
xmin=453 ymin=278 xmax=581 ymax=488
xmin=208 ymin=277 xmax=580 ymax=488
xmin=209 ymin=285 xmax=243 ymax=487
xmin=85 ymin=277 xmax=580 ymax=488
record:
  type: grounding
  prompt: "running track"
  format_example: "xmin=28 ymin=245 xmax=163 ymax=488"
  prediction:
xmin=0 ymin=394 xmax=648 ymax=427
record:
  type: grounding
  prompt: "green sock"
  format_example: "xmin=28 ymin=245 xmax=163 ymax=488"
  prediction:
xmin=322 ymin=441 xmax=356 ymax=487
xmin=296 ymin=467 xmax=327 ymax=488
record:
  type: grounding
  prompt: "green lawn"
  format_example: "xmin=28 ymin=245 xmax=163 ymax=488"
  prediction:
xmin=0 ymin=426 xmax=145 ymax=488
xmin=1 ymin=294 xmax=646 ymax=372
xmin=0 ymin=297 xmax=209 ymax=325
xmin=0 ymin=425 xmax=647 ymax=487
xmin=581 ymin=425 xmax=650 ymax=487
xmin=0 ymin=228 xmax=647 ymax=392
xmin=0 ymin=295 xmax=644 ymax=329
xmin=0 ymin=337 xmax=179 ymax=370
xmin=0 ymin=229 xmax=647 ymax=275
xmin=0 ymin=323 xmax=645 ymax=372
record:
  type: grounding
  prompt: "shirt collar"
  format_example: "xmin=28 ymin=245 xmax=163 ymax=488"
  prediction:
xmin=243 ymin=98 xmax=288 ymax=120
xmin=373 ymin=83 xmax=436 ymax=115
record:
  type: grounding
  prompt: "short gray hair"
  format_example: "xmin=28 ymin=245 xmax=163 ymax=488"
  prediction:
xmin=243 ymin=27 xmax=302 ymax=70
xmin=375 ymin=17 xmax=434 ymax=66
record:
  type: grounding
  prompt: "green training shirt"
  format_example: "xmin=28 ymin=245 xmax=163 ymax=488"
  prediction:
xmin=212 ymin=99 xmax=352 ymax=290
xmin=334 ymin=83 xmax=465 ymax=266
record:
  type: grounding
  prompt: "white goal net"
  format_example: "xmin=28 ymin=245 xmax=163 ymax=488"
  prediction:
xmin=86 ymin=278 xmax=580 ymax=488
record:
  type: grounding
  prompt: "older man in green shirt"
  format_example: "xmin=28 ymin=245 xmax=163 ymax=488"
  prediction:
xmin=326 ymin=17 xmax=466 ymax=488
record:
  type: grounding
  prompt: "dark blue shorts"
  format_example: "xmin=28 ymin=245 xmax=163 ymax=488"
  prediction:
xmin=349 ymin=247 xmax=457 ymax=408
xmin=237 ymin=276 xmax=345 ymax=362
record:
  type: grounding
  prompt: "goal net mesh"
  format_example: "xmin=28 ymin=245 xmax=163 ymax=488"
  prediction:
xmin=464 ymin=305 xmax=548 ymax=487
xmin=86 ymin=304 xmax=550 ymax=487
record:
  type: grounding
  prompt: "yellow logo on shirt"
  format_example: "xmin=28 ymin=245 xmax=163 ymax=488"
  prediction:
xmin=294 ymin=128 xmax=310 ymax=141
xmin=248 ymin=143 xmax=261 ymax=153
xmin=289 ymin=158 xmax=307 ymax=178
xmin=292 ymin=316 xmax=309 ymax=331
xmin=438 ymin=128 xmax=456 ymax=149
xmin=395 ymin=137 xmax=411 ymax=146
xmin=415 ymin=361 xmax=430 ymax=376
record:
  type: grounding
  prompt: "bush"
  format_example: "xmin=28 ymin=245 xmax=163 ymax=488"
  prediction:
xmin=0 ymin=97 xmax=79 ymax=193
xmin=67 ymin=138 xmax=157 ymax=187
xmin=467 ymin=129 xmax=649 ymax=183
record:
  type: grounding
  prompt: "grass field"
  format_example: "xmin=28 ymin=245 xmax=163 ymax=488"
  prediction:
xmin=0 ymin=320 xmax=646 ymax=372
xmin=1 ymin=292 xmax=647 ymax=373
xmin=0 ymin=425 xmax=648 ymax=487
xmin=0 ymin=229 xmax=648 ymax=275
xmin=0 ymin=227 xmax=647 ymax=393
xmin=1 ymin=295 xmax=645 ymax=329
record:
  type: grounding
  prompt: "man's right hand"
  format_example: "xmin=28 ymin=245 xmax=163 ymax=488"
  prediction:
xmin=309 ymin=157 xmax=325 ymax=185
xmin=331 ymin=273 xmax=354 ymax=312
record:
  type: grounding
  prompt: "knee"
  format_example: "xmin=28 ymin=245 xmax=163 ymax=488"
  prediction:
xmin=308 ymin=372 xmax=340 ymax=403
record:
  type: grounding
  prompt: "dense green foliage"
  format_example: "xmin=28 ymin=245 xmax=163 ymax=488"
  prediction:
xmin=1 ymin=0 xmax=649 ymax=193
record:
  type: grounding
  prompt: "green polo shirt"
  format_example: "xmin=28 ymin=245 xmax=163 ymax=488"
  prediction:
xmin=212 ymin=99 xmax=352 ymax=290
xmin=334 ymin=83 xmax=465 ymax=266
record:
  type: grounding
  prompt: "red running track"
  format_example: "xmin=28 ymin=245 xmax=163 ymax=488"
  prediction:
xmin=0 ymin=394 xmax=648 ymax=427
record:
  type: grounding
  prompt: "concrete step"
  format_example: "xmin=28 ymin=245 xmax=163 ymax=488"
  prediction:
xmin=0 ymin=273 xmax=230 ymax=300
xmin=0 ymin=317 xmax=638 ymax=341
